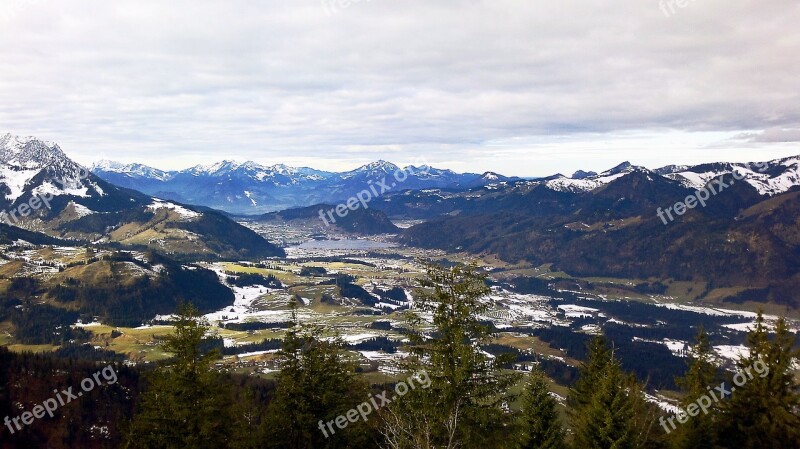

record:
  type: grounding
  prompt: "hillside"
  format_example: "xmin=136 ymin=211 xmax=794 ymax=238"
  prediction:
xmin=398 ymin=168 xmax=800 ymax=309
xmin=259 ymin=204 xmax=399 ymax=235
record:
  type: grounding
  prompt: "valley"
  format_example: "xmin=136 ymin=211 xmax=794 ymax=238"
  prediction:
xmin=3 ymin=216 xmax=794 ymax=405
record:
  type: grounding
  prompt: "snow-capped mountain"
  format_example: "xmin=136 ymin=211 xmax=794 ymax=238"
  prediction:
xmin=544 ymin=161 xmax=648 ymax=193
xmin=1 ymin=134 xmax=107 ymax=206
xmin=340 ymin=160 xmax=399 ymax=180
xmin=1 ymin=134 xmax=283 ymax=258
xmin=93 ymin=159 xmax=171 ymax=181
xmin=92 ymin=148 xmax=800 ymax=214
xmin=532 ymin=156 xmax=800 ymax=197
xmin=659 ymin=157 xmax=800 ymax=196
xmin=91 ymin=158 xmax=507 ymax=213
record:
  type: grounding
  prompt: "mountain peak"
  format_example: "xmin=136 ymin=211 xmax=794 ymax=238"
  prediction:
xmin=362 ymin=160 xmax=399 ymax=171
xmin=341 ymin=160 xmax=400 ymax=180
xmin=601 ymin=161 xmax=635 ymax=176
xmin=0 ymin=133 xmax=70 ymax=169
xmin=480 ymin=171 xmax=510 ymax=183
xmin=92 ymin=160 xmax=170 ymax=181
xmin=187 ymin=160 xmax=240 ymax=175
xmin=572 ymin=169 xmax=598 ymax=179
xmin=92 ymin=159 xmax=126 ymax=171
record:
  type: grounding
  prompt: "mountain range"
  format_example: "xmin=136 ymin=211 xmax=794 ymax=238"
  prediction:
xmin=379 ymin=156 xmax=800 ymax=311
xmin=0 ymin=134 xmax=283 ymax=259
xmin=91 ymin=159 xmax=518 ymax=214
xmin=5 ymin=132 xmax=800 ymax=311
xmin=91 ymin=152 xmax=800 ymax=217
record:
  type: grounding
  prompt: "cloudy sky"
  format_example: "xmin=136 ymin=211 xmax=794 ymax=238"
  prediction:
xmin=1 ymin=0 xmax=798 ymax=176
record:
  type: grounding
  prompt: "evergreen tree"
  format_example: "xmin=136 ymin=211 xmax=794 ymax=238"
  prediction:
xmin=381 ymin=262 xmax=519 ymax=449
xmin=572 ymin=357 xmax=636 ymax=449
xmin=263 ymin=304 xmax=372 ymax=449
xmin=568 ymin=336 xmax=612 ymax=414
xmin=569 ymin=337 xmax=665 ymax=449
xmin=516 ymin=367 xmax=566 ymax=449
xmin=718 ymin=313 xmax=800 ymax=449
xmin=671 ymin=327 xmax=719 ymax=449
xmin=126 ymin=303 xmax=232 ymax=449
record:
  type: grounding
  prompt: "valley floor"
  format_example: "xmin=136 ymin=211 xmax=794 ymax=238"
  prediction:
xmin=2 ymin=219 xmax=798 ymax=406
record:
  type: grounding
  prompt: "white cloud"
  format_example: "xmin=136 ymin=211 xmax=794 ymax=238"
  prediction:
xmin=0 ymin=0 xmax=798 ymax=175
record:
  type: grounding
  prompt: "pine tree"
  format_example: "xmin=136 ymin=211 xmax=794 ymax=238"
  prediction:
xmin=718 ymin=313 xmax=800 ymax=449
xmin=671 ymin=327 xmax=719 ymax=449
xmin=126 ymin=303 xmax=232 ymax=449
xmin=263 ymin=304 xmax=372 ymax=449
xmin=517 ymin=367 xmax=566 ymax=449
xmin=572 ymin=356 xmax=635 ymax=449
xmin=569 ymin=336 xmax=613 ymax=411
xmin=569 ymin=337 xmax=665 ymax=449
xmin=381 ymin=262 xmax=520 ymax=449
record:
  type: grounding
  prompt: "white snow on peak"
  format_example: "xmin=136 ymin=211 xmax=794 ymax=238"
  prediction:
xmin=542 ymin=161 xmax=642 ymax=193
xmin=92 ymin=160 xmax=171 ymax=181
xmin=545 ymin=171 xmax=629 ymax=193
xmin=341 ymin=160 xmax=400 ymax=179
xmin=188 ymin=160 xmax=252 ymax=176
xmin=1 ymin=133 xmax=95 ymax=202
xmin=667 ymin=157 xmax=800 ymax=196
xmin=0 ymin=133 xmax=68 ymax=168
xmin=92 ymin=159 xmax=125 ymax=171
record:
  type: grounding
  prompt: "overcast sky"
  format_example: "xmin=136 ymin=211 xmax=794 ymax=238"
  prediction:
xmin=1 ymin=0 xmax=798 ymax=176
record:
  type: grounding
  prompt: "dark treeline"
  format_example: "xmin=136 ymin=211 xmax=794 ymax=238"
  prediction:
xmin=222 ymin=322 xmax=292 ymax=331
xmin=0 ymin=348 xmax=141 ymax=449
xmin=221 ymin=339 xmax=283 ymax=356
xmin=0 ymin=252 xmax=234 ymax=329
xmin=225 ymin=272 xmax=283 ymax=289
xmin=9 ymin=303 xmax=91 ymax=345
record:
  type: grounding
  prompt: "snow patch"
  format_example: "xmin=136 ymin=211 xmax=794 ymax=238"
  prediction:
xmin=147 ymin=199 xmax=201 ymax=220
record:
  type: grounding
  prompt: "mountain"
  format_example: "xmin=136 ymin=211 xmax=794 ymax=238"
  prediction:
xmin=572 ymin=169 xmax=598 ymax=179
xmin=391 ymin=158 xmax=800 ymax=309
xmin=543 ymin=161 xmax=647 ymax=193
xmin=259 ymin=204 xmax=399 ymax=235
xmin=659 ymin=157 xmax=800 ymax=196
xmin=93 ymin=159 xmax=171 ymax=181
xmin=1 ymin=134 xmax=284 ymax=259
xmin=91 ymin=158 xmax=519 ymax=214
